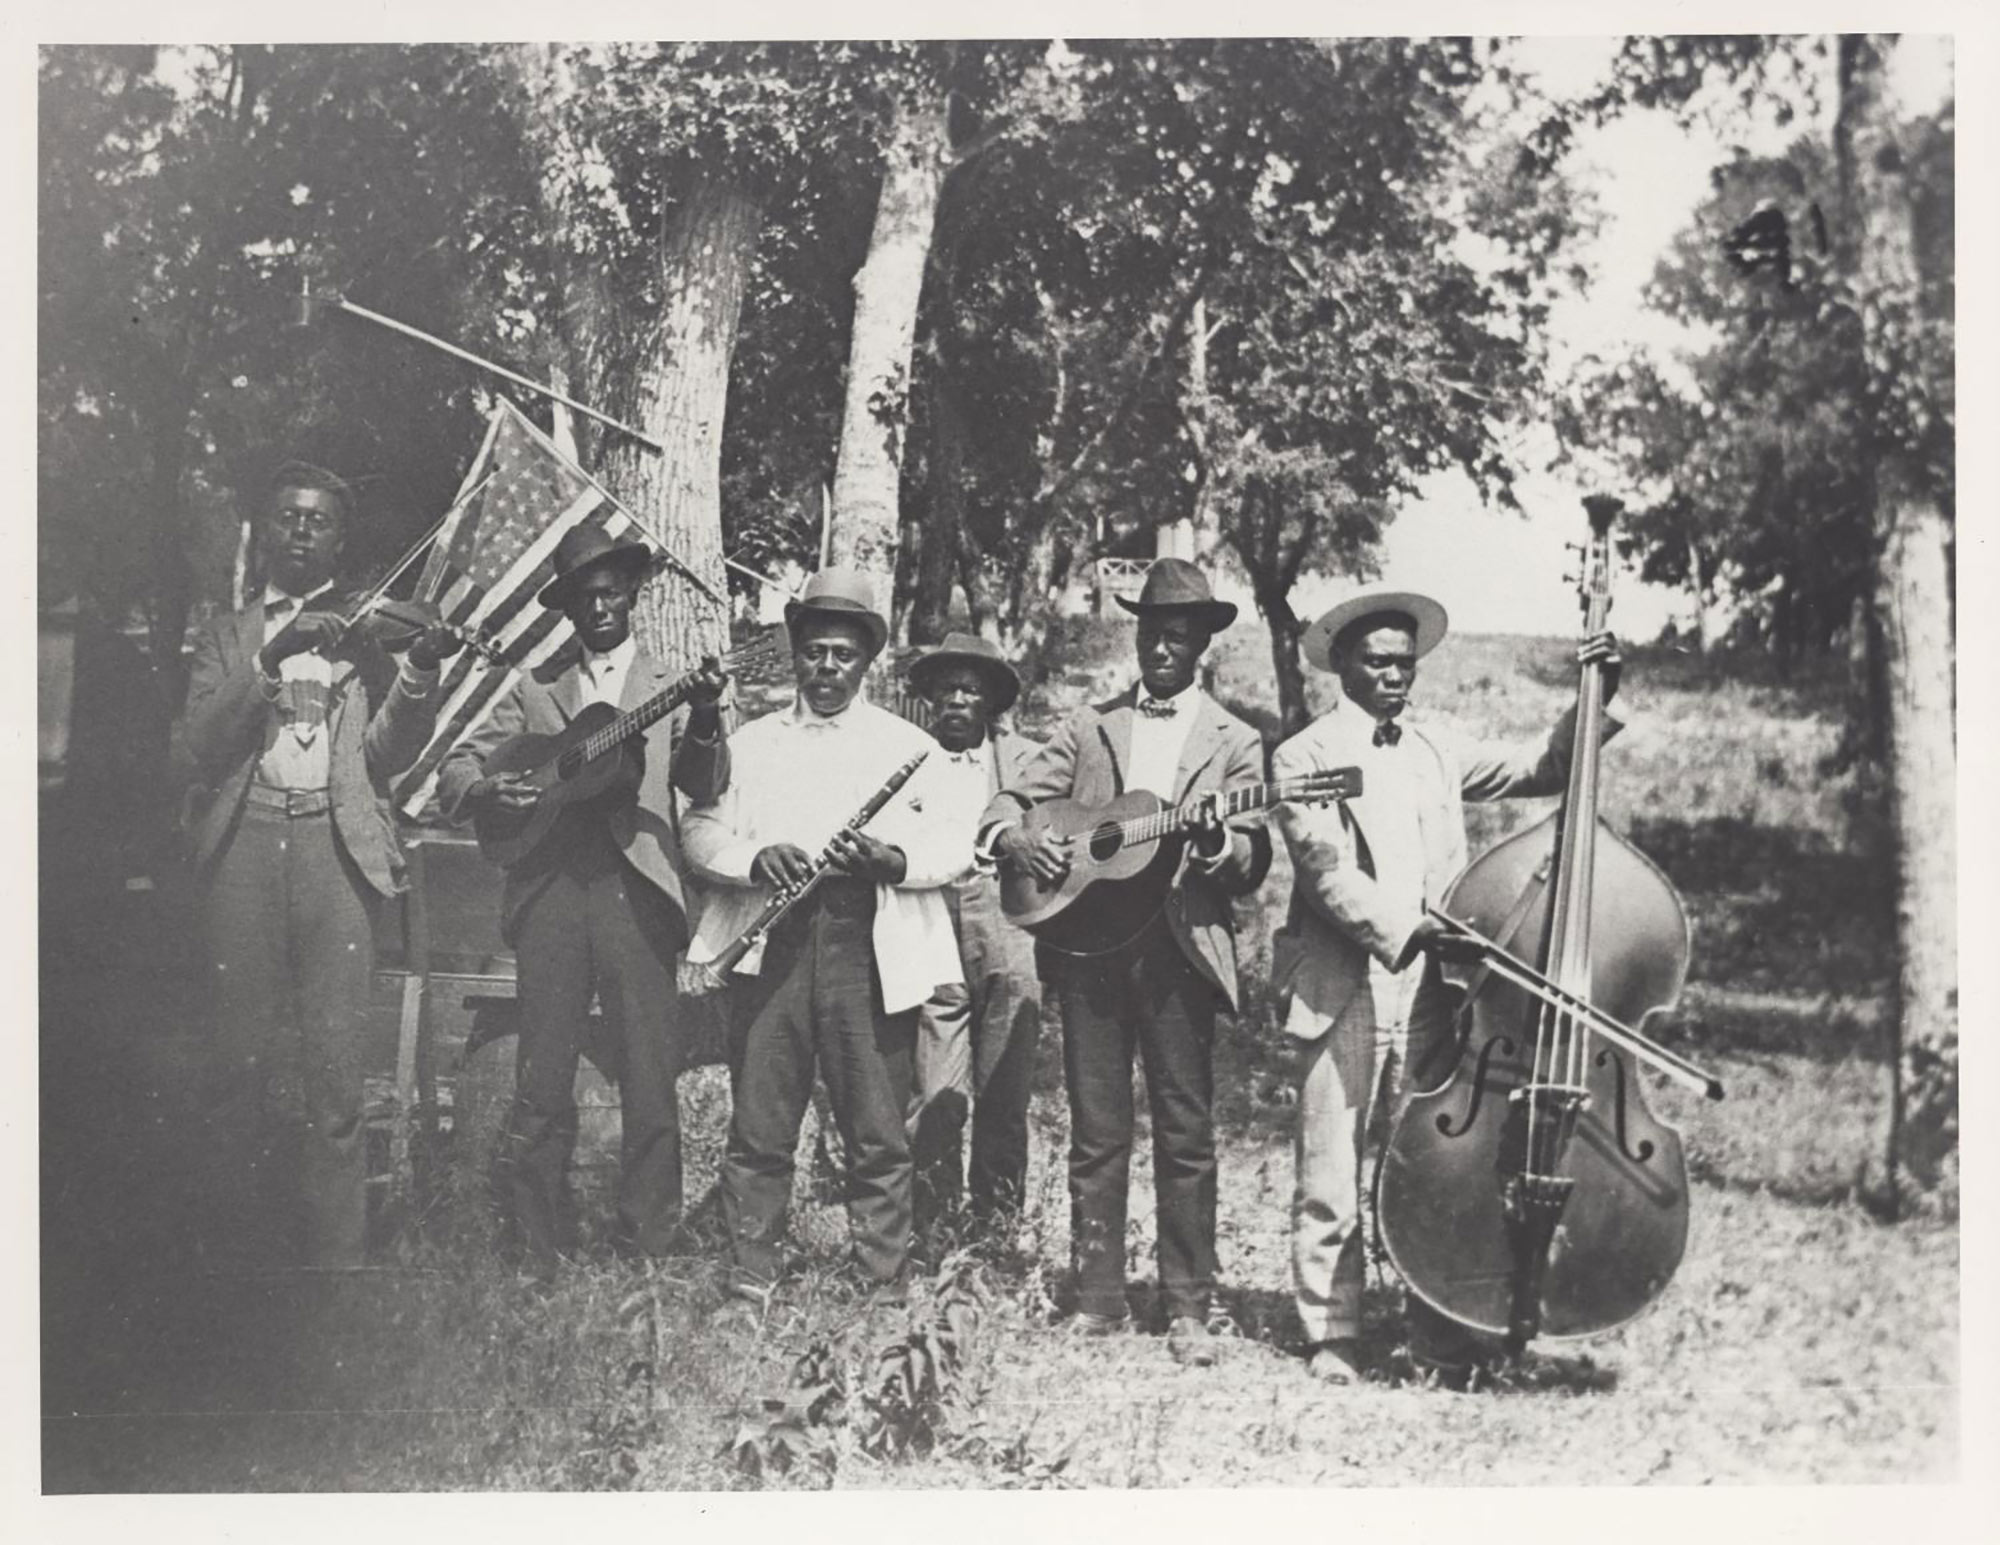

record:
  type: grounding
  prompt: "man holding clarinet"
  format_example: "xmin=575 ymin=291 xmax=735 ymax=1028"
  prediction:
xmin=683 ymin=568 xmax=971 ymax=1323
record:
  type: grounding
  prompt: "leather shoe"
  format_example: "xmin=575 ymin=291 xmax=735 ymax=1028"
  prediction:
xmin=1062 ymin=1310 xmax=1126 ymax=1338
xmin=1167 ymin=1315 xmax=1219 ymax=1367
xmin=1305 ymin=1339 xmax=1364 ymax=1385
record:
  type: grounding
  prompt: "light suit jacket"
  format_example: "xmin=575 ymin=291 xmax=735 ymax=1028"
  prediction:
xmin=435 ymin=642 xmax=729 ymax=942
xmin=175 ymin=601 xmax=439 ymax=898
xmin=981 ymin=686 xmax=1273 ymax=1010
xmin=1270 ymin=702 xmax=1618 ymax=1041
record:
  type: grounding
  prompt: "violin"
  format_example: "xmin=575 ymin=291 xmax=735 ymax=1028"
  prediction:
xmin=311 ymin=590 xmax=506 ymax=667
xmin=1374 ymin=495 xmax=1722 ymax=1356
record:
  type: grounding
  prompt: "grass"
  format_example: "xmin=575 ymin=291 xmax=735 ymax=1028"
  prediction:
xmin=39 ymin=624 xmax=1956 ymax=1490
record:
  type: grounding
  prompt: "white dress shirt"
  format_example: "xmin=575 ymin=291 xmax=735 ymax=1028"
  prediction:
xmin=256 ymin=582 xmax=438 ymax=790
xmin=578 ymin=635 xmax=638 ymax=710
xmin=682 ymin=695 xmax=972 ymax=1014
xmin=1126 ymin=682 xmax=1202 ymax=798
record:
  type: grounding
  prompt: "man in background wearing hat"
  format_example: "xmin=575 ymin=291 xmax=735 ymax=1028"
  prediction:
xmin=440 ymin=527 xmax=729 ymax=1274
xmin=685 ymin=569 xmax=970 ymax=1313
xmin=981 ymin=558 xmax=1271 ymax=1367
xmin=904 ymin=633 xmax=1045 ymax=1243
xmin=177 ymin=461 xmax=462 ymax=1270
xmin=1272 ymin=586 xmax=1621 ymax=1386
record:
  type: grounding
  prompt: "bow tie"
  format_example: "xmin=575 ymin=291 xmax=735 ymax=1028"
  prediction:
xmin=1373 ymin=720 xmax=1403 ymax=748
xmin=1138 ymin=696 xmax=1181 ymax=720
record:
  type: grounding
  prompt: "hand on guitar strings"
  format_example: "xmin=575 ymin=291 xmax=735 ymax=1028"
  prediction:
xmin=1578 ymin=630 xmax=1622 ymax=703
xmin=825 ymin=827 xmax=907 ymax=885
xmin=996 ymin=821 xmax=1071 ymax=886
xmin=467 ymin=771 xmax=539 ymax=818
xmin=1187 ymin=790 xmax=1230 ymax=859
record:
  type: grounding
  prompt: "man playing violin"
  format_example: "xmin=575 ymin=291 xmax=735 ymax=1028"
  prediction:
xmin=1271 ymin=585 xmax=1620 ymax=1387
xmin=439 ymin=526 xmax=728 ymax=1275
xmin=981 ymin=559 xmax=1271 ymax=1367
xmin=683 ymin=568 xmax=969 ymax=1321
xmin=175 ymin=460 xmax=462 ymax=1270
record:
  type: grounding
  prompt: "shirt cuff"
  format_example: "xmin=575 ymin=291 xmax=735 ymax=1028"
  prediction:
xmin=975 ymin=820 xmax=1016 ymax=861
xmin=397 ymin=658 xmax=441 ymax=697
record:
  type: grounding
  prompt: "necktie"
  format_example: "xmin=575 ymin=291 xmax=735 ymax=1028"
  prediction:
xmin=1373 ymin=719 xmax=1402 ymax=748
xmin=1138 ymin=696 xmax=1180 ymax=719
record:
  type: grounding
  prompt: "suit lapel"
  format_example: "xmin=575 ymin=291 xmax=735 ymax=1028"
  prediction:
xmin=1171 ymin=695 xmax=1229 ymax=802
xmin=1096 ymin=688 xmax=1140 ymax=798
xmin=620 ymin=650 xmax=670 ymax=715
xmin=548 ymin=645 xmax=585 ymax=724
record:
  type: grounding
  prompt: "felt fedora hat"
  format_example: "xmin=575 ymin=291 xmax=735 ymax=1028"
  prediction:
xmin=1114 ymin=557 xmax=1238 ymax=631
xmin=537 ymin=525 xmax=655 ymax=610
xmin=784 ymin=566 xmax=889 ymax=655
xmin=907 ymin=631 xmax=1021 ymax=715
xmin=1301 ymin=584 xmax=1449 ymax=673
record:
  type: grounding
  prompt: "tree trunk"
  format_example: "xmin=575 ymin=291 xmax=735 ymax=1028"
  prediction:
xmin=146 ymin=401 xmax=193 ymax=693
xmin=909 ymin=365 xmax=965 ymax=645
xmin=1837 ymin=34 xmax=1958 ymax=1199
xmin=828 ymin=83 xmax=950 ymax=598
xmin=1259 ymin=586 xmax=1310 ymax=741
xmin=517 ymin=48 xmax=755 ymax=664
xmin=958 ymin=527 xmax=1000 ymax=643
xmin=1687 ymin=537 xmax=1712 ymax=653
xmin=601 ymin=178 xmax=759 ymax=664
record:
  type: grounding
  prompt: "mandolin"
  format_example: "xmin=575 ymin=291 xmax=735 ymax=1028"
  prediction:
xmin=1000 ymin=768 xmax=1361 ymax=956
xmin=472 ymin=628 xmax=785 ymax=870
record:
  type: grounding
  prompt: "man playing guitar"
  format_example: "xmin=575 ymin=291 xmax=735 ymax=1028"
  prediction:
xmin=980 ymin=558 xmax=1271 ymax=1365
xmin=439 ymin=526 xmax=728 ymax=1276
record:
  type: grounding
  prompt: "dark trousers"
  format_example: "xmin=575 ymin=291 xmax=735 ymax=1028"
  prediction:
xmin=721 ymin=879 xmax=916 ymax=1291
xmin=1051 ymin=919 xmax=1220 ymax=1322
xmin=910 ymin=872 xmax=1043 ymax=1229
xmin=199 ymin=803 xmax=375 ymax=1269
xmin=506 ymin=823 xmax=689 ymax=1265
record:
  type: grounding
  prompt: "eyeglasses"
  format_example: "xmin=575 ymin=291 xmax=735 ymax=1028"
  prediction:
xmin=269 ymin=509 xmax=341 ymax=536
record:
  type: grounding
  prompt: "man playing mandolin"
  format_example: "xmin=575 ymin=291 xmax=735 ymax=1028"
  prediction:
xmin=440 ymin=526 xmax=729 ymax=1276
xmin=1271 ymin=584 xmax=1620 ymax=1387
xmin=982 ymin=558 xmax=1271 ymax=1367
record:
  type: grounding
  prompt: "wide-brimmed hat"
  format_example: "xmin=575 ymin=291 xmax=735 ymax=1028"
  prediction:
xmin=1301 ymin=585 xmax=1449 ymax=672
xmin=1114 ymin=557 xmax=1238 ymax=631
xmin=784 ymin=566 xmax=889 ymax=655
xmin=537 ymin=525 xmax=655 ymax=610
xmin=907 ymin=631 xmax=1021 ymax=715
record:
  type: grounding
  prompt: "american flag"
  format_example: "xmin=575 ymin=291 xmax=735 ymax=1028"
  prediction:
xmin=391 ymin=401 xmax=655 ymax=816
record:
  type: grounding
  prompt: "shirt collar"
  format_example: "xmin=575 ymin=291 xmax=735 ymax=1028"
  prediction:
xmin=788 ymin=688 xmax=870 ymax=729
xmin=582 ymin=635 xmax=637 ymax=678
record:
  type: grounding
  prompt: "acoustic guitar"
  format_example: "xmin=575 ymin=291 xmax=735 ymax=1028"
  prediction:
xmin=999 ymin=767 xmax=1361 ymax=956
xmin=472 ymin=628 xmax=786 ymax=870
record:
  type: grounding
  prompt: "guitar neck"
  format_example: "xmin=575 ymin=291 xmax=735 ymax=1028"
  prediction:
xmin=1121 ymin=778 xmax=1312 ymax=848
xmin=577 ymin=681 xmax=689 ymax=764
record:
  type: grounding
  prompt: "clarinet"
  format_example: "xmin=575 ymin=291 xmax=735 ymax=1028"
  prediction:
xmin=699 ymin=750 xmax=930 ymax=987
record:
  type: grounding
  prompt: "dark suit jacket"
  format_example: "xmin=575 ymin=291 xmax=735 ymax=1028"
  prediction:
xmin=175 ymin=601 xmax=440 ymax=898
xmin=981 ymin=686 xmax=1272 ymax=1009
xmin=435 ymin=642 xmax=729 ymax=942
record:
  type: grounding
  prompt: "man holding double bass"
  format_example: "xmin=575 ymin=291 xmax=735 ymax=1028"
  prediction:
xmin=1270 ymin=583 xmax=1621 ymax=1387
xmin=982 ymin=558 xmax=1271 ymax=1367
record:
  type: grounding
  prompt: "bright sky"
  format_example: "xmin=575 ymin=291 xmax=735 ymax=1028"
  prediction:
xmin=1360 ymin=34 xmax=1952 ymax=638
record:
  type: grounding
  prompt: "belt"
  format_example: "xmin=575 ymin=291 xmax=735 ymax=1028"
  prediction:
xmin=246 ymin=784 xmax=333 ymax=818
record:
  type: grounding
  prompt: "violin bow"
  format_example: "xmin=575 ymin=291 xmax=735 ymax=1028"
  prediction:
xmin=1427 ymin=906 xmax=1725 ymax=1101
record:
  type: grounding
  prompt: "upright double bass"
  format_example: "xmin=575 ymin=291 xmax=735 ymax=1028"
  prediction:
xmin=1376 ymin=495 xmax=1723 ymax=1355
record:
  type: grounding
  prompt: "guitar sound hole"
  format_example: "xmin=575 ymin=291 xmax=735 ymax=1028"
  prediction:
xmin=1087 ymin=823 xmax=1123 ymax=863
xmin=556 ymin=750 xmax=585 ymax=782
